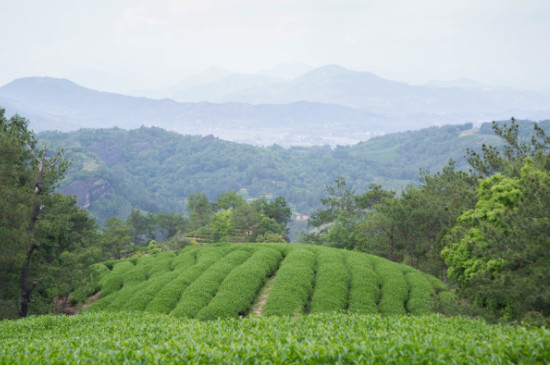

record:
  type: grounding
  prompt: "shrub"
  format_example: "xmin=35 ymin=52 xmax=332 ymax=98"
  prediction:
xmin=147 ymin=251 xmax=177 ymax=277
xmin=198 ymin=247 xmax=283 ymax=320
xmin=2 ymin=313 xmax=549 ymax=363
xmin=122 ymin=270 xmax=181 ymax=312
xmin=171 ymin=249 xmax=254 ymax=318
xmin=346 ymin=252 xmax=379 ymax=314
xmin=104 ymin=280 xmax=151 ymax=311
xmin=310 ymin=250 xmax=349 ymax=313
xmin=98 ymin=261 xmax=135 ymax=298
xmin=145 ymin=248 xmax=225 ymax=314
xmin=262 ymin=249 xmax=316 ymax=316
xmin=405 ymin=271 xmax=435 ymax=315
xmin=374 ymin=260 xmax=408 ymax=315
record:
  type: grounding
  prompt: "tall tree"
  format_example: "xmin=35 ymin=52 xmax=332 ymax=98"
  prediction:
xmin=0 ymin=110 xmax=70 ymax=317
xmin=442 ymin=158 xmax=550 ymax=320
xmin=187 ymin=193 xmax=214 ymax=231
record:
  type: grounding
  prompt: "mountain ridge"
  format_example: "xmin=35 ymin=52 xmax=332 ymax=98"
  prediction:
xmin=2 ymin=65 xmax=550 ymax=146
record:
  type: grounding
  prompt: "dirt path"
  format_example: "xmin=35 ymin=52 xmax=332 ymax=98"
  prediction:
xmin=249 ymin=275 xmax=276 ymax=317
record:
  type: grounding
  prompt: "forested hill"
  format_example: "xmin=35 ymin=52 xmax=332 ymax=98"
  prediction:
xmin=39 ymin=120 xmax=548 ymax=224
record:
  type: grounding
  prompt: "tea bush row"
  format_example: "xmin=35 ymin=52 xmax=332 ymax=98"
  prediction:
xmin=147 ymin=251 xmax=177 ymax=277
xmin=87 ymin=243 xmax=456 ymax=318
xmin=405 ymin=271 xmax=435 ymax=315
xmin=171 ymin=248 xmax=254 ymax=318
xmin=262 ymin=249 xmax=316 ymax=316
xmin=2 ymin=312 xmax=549 ymax=364
xmin=198 ymin=247 xmax=283 ymax=320
xmin=372 ymin=258 xmax=409 ymax=315
xmin=98 ymin=261 xmax=135 ymax=298
xmin=310 ymin=250 xmax=349 ymax=313
xmin=122 ymin=270 xmax=180 ymax=311
xmin=145 ymin=247 xmax=227 ymax=314
xmin=346 ymin=252 xmax=379 ymax=314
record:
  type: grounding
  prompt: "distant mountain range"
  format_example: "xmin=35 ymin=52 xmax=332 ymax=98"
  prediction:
xmin=1 ymin=64 xmax=549 ymax=146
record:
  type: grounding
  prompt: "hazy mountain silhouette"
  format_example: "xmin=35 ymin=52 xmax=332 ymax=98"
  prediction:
xmin=2 ymin=64 xmax=549 ymax=146
xmin=0 ymin=76 xmax=383 ymax=146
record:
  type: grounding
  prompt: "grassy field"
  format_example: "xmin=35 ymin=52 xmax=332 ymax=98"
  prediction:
xmin=85 ymin=243 xmax=456 ymax=319
xmin=1 ymin=312 xmax=549 ymax=364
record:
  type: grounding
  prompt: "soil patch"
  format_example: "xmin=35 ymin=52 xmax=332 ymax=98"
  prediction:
xmin=249 ymin=275 xmax=276 ymax=317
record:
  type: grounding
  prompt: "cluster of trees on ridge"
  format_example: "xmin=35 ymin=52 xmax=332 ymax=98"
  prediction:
xmin=37 ymin=122 xmax=509 ymax=226
xmin=304 ymin=119 xmax=550 ymax=324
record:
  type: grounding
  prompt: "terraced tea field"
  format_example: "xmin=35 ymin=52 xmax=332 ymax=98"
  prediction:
xmin=85 ymin=243 xmax=454 ymax=319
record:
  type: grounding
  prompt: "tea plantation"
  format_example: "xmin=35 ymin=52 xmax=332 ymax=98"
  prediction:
xmin=2 ymin=243 xmax=550 ymax=363
xmin=2 ymin=312 xmax=549 ymax=364
xmin=85 ymin=243 xmax=453 ymax=318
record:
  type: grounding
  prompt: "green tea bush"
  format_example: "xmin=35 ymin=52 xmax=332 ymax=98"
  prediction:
xmin=346 ymin=252 xmax=379 ymax=314
xmin=145 ymin=248 xmax=224 ymax=314
xmin=262 ymin=249 xmax=316 ymax=316
xmin=405 ymin=271 xmax=435 ymax=315
xmin=425 ymin=274 xmax=447 ymax=292
xmin=171 ymin=245 xmax=202 ymax=270
xmin=374 ymin=260 xmax=408 ymax=315
xmin=85 ymin=243 xmax=458 ymax=319
xmin=121 ymin=258 xmax=154 ymax=287
xmin=147 ymin=251 xmax=177 ymax=277
xmin=171 ymin=249 xmax=253 ymax=318
xmin=310 ymin=250 xmax=349 ymax=313
xmin=98 ymin=261 xmax=135 ymax=298
xmin=104 ymin=280 xmax=151 ymax=311
xmin=122 ymin=270 xmax=180 ymax=311
xmin=198 ymin=247 xmax=283 ymax=320
xmin=2 ymin=312 xmax=549 ymax=364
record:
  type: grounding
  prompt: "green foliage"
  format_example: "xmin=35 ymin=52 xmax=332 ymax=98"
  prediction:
xmin=405 ymin=271 xmax=435 ymax=315
xmin=96 ymin=261 xmax=135 ymax=298
xmin=2 ymin=312 xmax=549 ymax=364
xmin=310 ymin=251 xmax=350 ymax=313
xmin=37 ymin=122 xmax=502 ymax=227
xmin=122 ymin=270 xmax=180 ymax=312
xmin=255 ymin=231 xmax=286 ymax=243
xmin=171 ymin=249 xmax=253 ymax=318
xmin=85 ymin=243 xmax=455 ymax=319
xmin=309 ymin=159 xmax=478 ymax=281
xmin=262 ymin=249 xmax=316 ymax=316
xmin=467 ymin=118 xmax=550 ymax=178
xmin=373 ymin=258 xmax=408 ymax=315
xmin=184 ymin=191 xmax=292 ymax=243
xmin=145 ymin=247 xmax=225 ymax=314
xmin=346 ymin=252 xmax=379 ymax=314
xmin=0 ymin=109 xmax=102 ymax=317
xmin=442 ymin=158 xmax=550 ymax=320
xmin=198 ymin=248 xmax=283 ymax=320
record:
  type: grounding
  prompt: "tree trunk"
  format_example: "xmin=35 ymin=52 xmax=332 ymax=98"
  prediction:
xmin=389 ymin=234 xmax=394 ymax=261
xmin=19 ymin=145 xmax=53 ymax=317
xmin=20 ymin=243 xmax=38 ymax=317
xmin=442 ymin=261 xmax=448 ymax=284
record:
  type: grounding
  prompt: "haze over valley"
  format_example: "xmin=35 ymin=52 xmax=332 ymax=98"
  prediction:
xmin=1 ymin=64 xmax=549 ymax=146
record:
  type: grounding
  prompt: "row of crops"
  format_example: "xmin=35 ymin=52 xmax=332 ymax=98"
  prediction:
xmin=85 ymin=243 xmax=455 ymax=319
xmin=2 ymin=312 xmax=549 ymax=363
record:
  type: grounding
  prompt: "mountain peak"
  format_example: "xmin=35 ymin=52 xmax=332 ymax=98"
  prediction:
xmin=1 ymin=76 xmax=80 ymax=90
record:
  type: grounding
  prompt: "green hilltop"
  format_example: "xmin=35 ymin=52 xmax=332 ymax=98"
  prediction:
xmin=85 ymin=243 xmax=454 ymax=319
xmin=38 ymin=120 xmax=550 ymax=228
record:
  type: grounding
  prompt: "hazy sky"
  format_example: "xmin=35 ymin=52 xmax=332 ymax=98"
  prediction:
xmin=1 ymin=0 xmax=549 ymax=93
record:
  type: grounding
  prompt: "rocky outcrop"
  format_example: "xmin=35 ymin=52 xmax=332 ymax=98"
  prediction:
xmin=59 ymin=177 xmax=110 ymax=209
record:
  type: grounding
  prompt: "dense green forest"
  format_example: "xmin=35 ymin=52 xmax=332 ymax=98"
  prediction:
xmin=37 ymin=122 xmax=510 ymax=224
